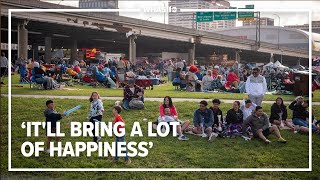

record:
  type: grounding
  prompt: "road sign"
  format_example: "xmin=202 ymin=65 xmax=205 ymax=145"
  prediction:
xmin=196 ymin=12 xmax=213 ymax=22
xmin=245 ymin=5 xmax=254 ymax=9
xmin=238 ymin=4 xmax=254 ymax=19
xmin=214 ymin=12 xmax=236 ymax=20
xmin=238 ymin=17 xmax=255 ymax=21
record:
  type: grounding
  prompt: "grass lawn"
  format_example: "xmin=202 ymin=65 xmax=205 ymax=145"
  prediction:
xmin=1 ymin=74 xmax=314 ymax=101
xmin=1 ymin=96 xmax=319 ymax=179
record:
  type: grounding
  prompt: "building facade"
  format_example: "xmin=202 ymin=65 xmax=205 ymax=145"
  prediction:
xmin=242 ymin=17 xmax=274 ymax=27
xmin=79 ymin=0 xmax=118 ymax=9
xmin=168 ymin=0 xmax=236 ymax=31
xmin=285 ymin=21 xmax=320 ymax=33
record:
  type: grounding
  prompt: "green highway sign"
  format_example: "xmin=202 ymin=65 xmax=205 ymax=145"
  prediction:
xmin=238 ymin=4 xmax=254 ymax=19
xmin=196 ymin=12 xmax=213 ymax=22
xmin=245 ymin=5 xmax=254 ymax=9
xmin=214 ymin=12 xmax=236 ymax=20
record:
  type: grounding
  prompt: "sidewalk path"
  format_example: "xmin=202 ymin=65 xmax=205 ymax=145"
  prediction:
xmin=2 ymin=94 xmax=320 ymax=105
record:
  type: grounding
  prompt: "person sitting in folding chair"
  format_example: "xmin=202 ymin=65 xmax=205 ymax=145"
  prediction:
xmin=31 ymin=62 xmax=59 ymax=90
xmin=19 ymin=62 xmax=29 ymax=84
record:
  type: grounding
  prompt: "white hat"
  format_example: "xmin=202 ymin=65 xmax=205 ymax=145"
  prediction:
xmin=214 ymin=65 xmax=219 ymax=69
xmin=33 ymin=62 xmax=40 ymax=68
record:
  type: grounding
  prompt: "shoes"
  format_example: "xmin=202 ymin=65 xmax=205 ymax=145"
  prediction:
xmin=201 ymin=133 xmax=207 ymax=138
xmin=122 ymin=105 xmax=129 ymax=110
xmin=125 ymin=159 xmax=132 ymax=164
xmin=278 ymin=138 xmax=287 ymax=143
xmin=96 ymin=136 xmax=102 ymax=143
xmin=294 ymin=125 xmax=300 ymax=134
xmin=152 ymin=124 xmax=157 ymax=130
xmin=208 ymin=133 xmax=217 ymax=142
xmin=161 ymin=127 xmax=166 ymax=134
xmin=264 ymin=139 xmax=271 ymax=144
xmin=178 ymin=135 xmax=189 ymax=141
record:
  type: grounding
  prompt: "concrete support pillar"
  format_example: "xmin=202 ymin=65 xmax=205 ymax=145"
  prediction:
xmin=18 ymin=23 xmax=28 ymax=60
xmin=33 ymin=44 xmax=39 ymax=61
xmin=45 ymin=36 xmax=52 ymax=63
xmin=70 ymin=39 xmax=77 ymax=64
xmin=129 ymin=35 xmax=137 ymax=65
xmin=188 ymin=43 xmax=195 ymax=65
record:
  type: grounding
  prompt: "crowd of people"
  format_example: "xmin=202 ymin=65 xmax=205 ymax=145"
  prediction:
xmin=44 ymin=87 xmax=319 ymax=164
xmin=154 ymin=95 xmax=319 ymax=142
xmin=168 ymin=59 xmax=300 ymax=97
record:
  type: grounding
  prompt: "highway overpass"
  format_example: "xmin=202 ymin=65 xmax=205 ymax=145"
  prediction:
xmin=1 ymin=0 xmax=311 ymax=66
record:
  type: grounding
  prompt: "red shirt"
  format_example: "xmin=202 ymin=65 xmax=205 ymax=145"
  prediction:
xmin=159 ymin=104 xmax=178 ymax=118
xmin=227 ymin=72 xmax=239 ymax=82
xmin=113 ymin=114 xmax=125 ymax=134
xmin=74 ymin=65 xmax=81 ymax=73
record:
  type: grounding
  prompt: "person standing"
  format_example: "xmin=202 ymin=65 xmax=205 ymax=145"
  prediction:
xmin=0 ymin=52 xmax=8 ymax=85
xmin=112 ymin=106 xmax=131 ymax=164
xmin=87 ymin=92 xmax=104 ymax=143
xmin=166 ymin=60 xmax=174 ymax=82
xmin=245 ymin=67 xmax=267 ymax=106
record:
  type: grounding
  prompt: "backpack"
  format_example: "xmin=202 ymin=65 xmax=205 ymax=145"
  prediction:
xmin=129 ymin=98 xmax=144 ymax=109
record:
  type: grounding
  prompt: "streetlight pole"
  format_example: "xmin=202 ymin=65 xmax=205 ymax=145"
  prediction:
xmin=273 ymin=14 xmax=280 ymax=50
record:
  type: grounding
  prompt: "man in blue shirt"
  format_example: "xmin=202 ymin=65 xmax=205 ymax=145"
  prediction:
xmin=192 ymin=100 xmax=215 ymax=141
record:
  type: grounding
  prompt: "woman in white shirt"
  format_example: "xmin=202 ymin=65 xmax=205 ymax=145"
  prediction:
xmin=202 ymin=70 xmax=213 ymax=91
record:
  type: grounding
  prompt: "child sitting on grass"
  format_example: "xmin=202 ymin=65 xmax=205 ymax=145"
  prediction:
xmin=44 ymin=100 xmax=65 ymax=153
xmin=157 ymin=107 xmax=189 ymax=141
xmin=112 ymin=106 xmax=131 ymax=164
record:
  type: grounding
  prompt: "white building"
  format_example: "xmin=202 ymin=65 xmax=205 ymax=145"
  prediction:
xmin=168 ymin=0 xmax=236 ymax=31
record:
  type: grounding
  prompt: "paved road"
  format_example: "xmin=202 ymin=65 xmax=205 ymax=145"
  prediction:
xmin=2 ymin=94 xmax=319 ymax=105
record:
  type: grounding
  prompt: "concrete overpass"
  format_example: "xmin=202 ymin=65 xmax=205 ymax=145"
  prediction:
xmin=1 ymin=0 xmax=310 ymax=66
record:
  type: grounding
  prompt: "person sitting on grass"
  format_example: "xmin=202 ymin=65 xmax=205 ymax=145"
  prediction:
xmin=122 ymin=79 xmax=144 ymax=110
xmin=225 ymin=101 xmax=244 ymax=136
xmin=240 ymin=99 xmax=257 ymax=120
xmin=159 ymin=96 xmax=190 ymax=132
xmin=209 ymin=99 xmax=223 ymax=132
xmin=202 ymin=70 xmax=214 ymax=91
xmin=243 ymin=106 xmax=287 ymax=144
xmin=112 ymin=106 xmax=131 ymax=164
xmin=226 ymin=69 xmax=240 ymax=88
xmin=289 ymin=96 xmax=318 ymax=133
xmin=270 ymin=97 xmax=295 ymax=130
xmin=44 ymin=100 xmax=65 ymax=153
xmin=192 ymin=100 xmax=216 ymax=141
xmin=158 ymin=107 xmax=189 ymax=141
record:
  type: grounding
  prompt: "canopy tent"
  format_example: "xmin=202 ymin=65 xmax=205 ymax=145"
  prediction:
xmin=262 ymin=62 xmax=274 ymax=71
xmin=291 ymin=65 xmax=306 ymax=70
xmin=51 ymin=49 xmax=64 ymax=59
xmin=273 ymin=61 xmax=289 ymax=70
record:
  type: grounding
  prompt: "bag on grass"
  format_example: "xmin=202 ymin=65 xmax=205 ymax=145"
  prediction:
xmin=129 ymin=98 xmax=144 ymax=109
